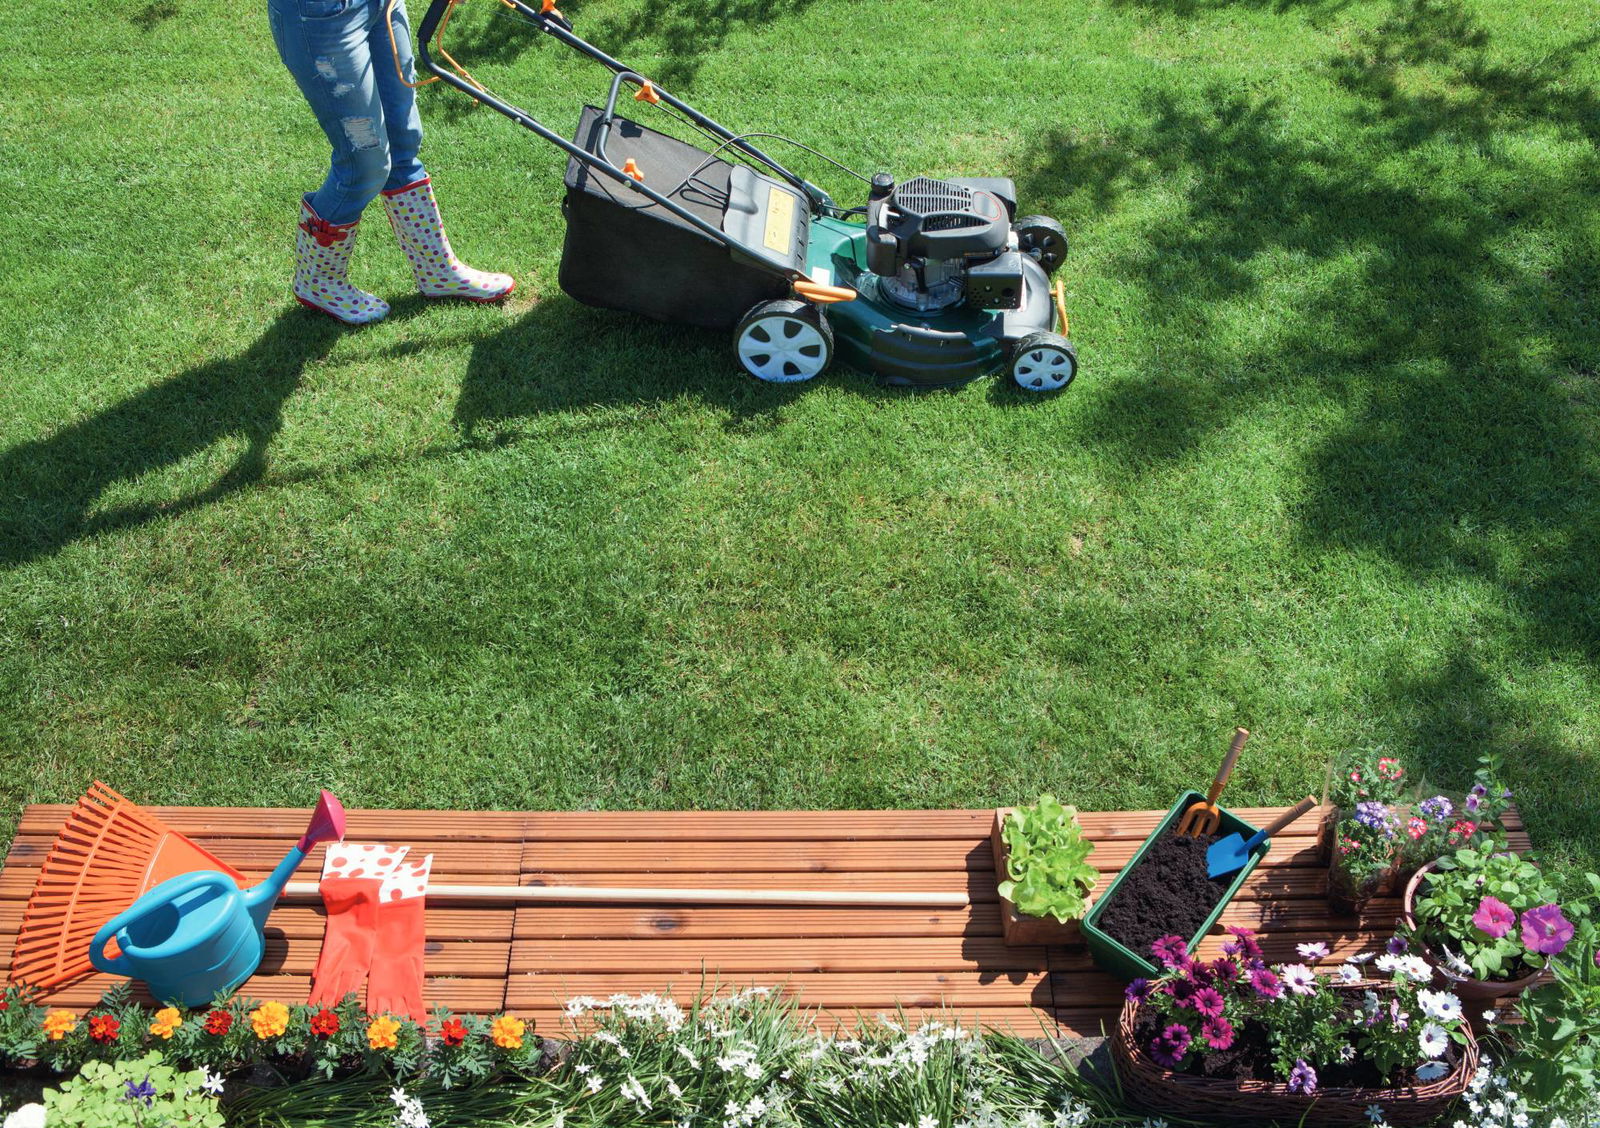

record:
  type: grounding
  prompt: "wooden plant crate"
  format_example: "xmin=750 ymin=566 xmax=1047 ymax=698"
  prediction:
xmin=991 ymin=808 xmax=1088 ymax=949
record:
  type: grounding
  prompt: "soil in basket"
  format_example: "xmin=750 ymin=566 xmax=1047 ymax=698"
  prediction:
xmin=1096 ymin=831 xmax=1228 ymax=965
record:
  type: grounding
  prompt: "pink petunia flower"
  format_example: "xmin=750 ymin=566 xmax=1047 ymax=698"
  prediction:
xmin=1521 ymin=904 xmax=1575 ymax=956
xmin=1471 ymin=896 xmax=1516 ymax=939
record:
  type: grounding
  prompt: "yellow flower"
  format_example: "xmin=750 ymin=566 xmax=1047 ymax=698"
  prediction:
xmin=149 ymin=1007 xmax=183 ymax=1040
xmin=367 ymin=1014 xmax=401 ymax=1050
xmin=42 ymin=1010 xmax=77 ymax=1041
xmin=490 ymin=1014 xmax=526 ymax=1050
xmin=250 ymin=1001 xmax=290 ymax=1040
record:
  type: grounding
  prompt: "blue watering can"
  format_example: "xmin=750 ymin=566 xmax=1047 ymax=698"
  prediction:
xmin=89 ymin=791 xmax=346 ymax=1006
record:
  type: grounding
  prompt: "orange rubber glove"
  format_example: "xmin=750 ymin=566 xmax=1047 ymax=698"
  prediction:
xmin=307 ymin=844 xmax=409 ymax=1009
xmin=365 ymin=854 xmax=432 ymax=1021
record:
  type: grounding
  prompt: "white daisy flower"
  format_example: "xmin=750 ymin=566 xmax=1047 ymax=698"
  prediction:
xmin=1418 ymin=1023 xmax=1449 ymax=1059
xmin=1415 ymin=1061 xmax=1449 ymax=1082
xmin=1297 ymin=941 xmax=1331 ymax=962
xmin=1337 ymin=964 xmax=1364 ymax=984
xmin=1417 ymin=990 xmax=1462 ymax=1023
xmin=1280 ymin=963 xmax=1318 ymax=995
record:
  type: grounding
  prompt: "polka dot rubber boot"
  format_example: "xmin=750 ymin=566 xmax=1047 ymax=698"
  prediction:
xmin=381 ymin=177 xmax=514 ymax=302
xmin=293 ymin=199 xmax=389 ymax=325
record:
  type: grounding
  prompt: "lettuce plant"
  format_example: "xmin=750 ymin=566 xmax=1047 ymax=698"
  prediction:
xmin=998 ymin=794 xmax=1097 ymax=923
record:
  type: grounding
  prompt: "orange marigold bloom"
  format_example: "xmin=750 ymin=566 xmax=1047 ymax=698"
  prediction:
xmin=250 ymin=1000 xmax=290 ymax=1040
xmin=490 ymin=1014 xmax=526 ymax=1049
xmin=149 ymin=1006 xmax=183 ymax=1040
xmin=367 ymin=1014 xmax=401 ymax=1050
xmin=42 ymin=1010 xmax=77 ymax=1041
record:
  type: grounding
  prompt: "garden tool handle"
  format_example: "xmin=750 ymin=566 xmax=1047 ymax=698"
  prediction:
xmin=1206 ymin=728 xmax=1249 ymax=803
xmin=1245 ymin=796 xmax=1318 ymax=850
xmin=281 ymin=881 xmax=969 ymax=907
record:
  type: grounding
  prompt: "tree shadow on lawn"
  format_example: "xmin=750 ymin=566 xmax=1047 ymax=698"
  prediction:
xmin=1011 ymin=0 xmax=1598 ymax=824
xmin=426 ymin=0 xmax=820 ymax=124
xmin=0 ymin=300 xmax=428 ymax=571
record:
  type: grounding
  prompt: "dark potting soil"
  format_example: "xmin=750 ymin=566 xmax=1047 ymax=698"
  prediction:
xmin=1096 ymin=831 xmax=1229 ymax=965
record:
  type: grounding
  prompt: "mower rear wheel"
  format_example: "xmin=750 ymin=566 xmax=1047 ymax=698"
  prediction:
xmin=1015 ymin=215 xmax=1069 ymax=275
xmin=1010 ymin=331 xmax=1077 ymax=392
xmin=734 ymin=299 xmax=833 ymax=383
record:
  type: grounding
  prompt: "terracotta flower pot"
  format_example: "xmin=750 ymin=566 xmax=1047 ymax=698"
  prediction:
xmin=1401 ymin=862 xmax=1551 ymax=1002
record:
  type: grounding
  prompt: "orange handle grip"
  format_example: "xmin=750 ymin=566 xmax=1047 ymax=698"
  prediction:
xmin=794 ymin=279 xmax=856 ymax=304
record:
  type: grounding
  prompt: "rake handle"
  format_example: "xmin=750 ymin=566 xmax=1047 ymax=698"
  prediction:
xmin=1205 ymin=727 xmax=1250 ymax=803
xmin=282 ymin=882 xmax=969 ymax=907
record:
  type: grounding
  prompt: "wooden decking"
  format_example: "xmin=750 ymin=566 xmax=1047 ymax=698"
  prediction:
xmin=0 ymin=803 xmax=1530 ymax=1037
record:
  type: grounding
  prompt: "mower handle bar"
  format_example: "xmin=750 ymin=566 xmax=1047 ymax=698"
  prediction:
xmin=414 ymin=0 xmax=820 ymax=276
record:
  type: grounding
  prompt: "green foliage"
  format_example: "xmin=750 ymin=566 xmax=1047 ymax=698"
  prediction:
xmin=1509 ymin=873 xmax=1600 ymax=1117
xmin=1414 ymin=846 xmax=1566 ymax=979
xmin=998 ymin=795 xmax=1097 ymax=923
xmin=0 ymin=985 xmax=42 ymax=1067
xmin=43 ymin=1051 xmax=224 ymax=1128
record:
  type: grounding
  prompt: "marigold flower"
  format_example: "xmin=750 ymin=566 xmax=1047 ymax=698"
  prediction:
xmin=0 ymin=999 xmax=9 ymax=1012
xmin=88 ymin=1014 xmax=120 ymax=1042
xmin=149 ymin=1007 xmax=182 ymax=1040
xmin=204 ymin=1009 xmax=233 ymax=1036
xmin=368 ymin=1014 xmax=401 ymax=1050
xmin=310 ymin=1009 xmax=341 ymax=1038
xmin=439 ymin=1017 xmax=468 ymax=1046
xmin=490 ymin=1014 xmax=526 ymax=1049
xmin=250 ymin=1000 xmax=290 ymax=1040
xmin=42 ymin=1010 xmax=77 ymax=1041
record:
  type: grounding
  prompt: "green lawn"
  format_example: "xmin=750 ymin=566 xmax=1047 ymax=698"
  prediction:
xmin=0 ymin=0 xmax=1596 ymax=885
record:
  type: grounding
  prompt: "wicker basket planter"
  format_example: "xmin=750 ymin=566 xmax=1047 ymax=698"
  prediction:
xmin=1112 ymin=987 xmax=1479 ymax=1127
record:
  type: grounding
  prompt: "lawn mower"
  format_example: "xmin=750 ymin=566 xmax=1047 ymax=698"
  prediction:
xmin=413 ymin=0 xmax=1078 ymax=391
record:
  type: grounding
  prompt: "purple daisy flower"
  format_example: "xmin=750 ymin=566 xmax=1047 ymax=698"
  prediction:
xmin=1201 ymin=1015 xmax=1235 ymax=1050
xmin=1125 ymin=978 xmax=1153 ymax=1002
xmin=1250 ymin=968 xmax=1284 ymax=1000
xmin=1287 ymin=1059 xmax=1318 ymax=1094
xmin=1147 ymin=1023 xmax=1193 ymax=1070
xmin=1386 ymin=934 xmax=1409 ymax=956
xmin=1151 ymin=935 xmax=1189 ymax=969
xmin=1192 ymin=986 xmax=1225 ymax=1019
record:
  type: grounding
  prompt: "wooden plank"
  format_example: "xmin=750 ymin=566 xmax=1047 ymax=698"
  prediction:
xmin=511 ymin=904 xmax=1000 ymax=940
xmin=508 ymin=937 xmax=1049 ymax=975
xmin=13 ymin=807 xmax=531 ymax=841
xmin=506 ymin=971 xmax=1054 ymax=1010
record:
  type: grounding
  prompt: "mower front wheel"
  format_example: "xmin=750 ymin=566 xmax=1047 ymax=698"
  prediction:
xmin=1015 ymin=215 xmax=1069 ymax=276
xmin=1010 ymin=331 xmax=1077 ymax=393
xmin=734 ymin=299 xmax=833 ymax=384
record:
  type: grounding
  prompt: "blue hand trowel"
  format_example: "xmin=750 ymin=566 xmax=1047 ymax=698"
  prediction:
xmin=1207 ymin=795 xmax=1317 ymax=880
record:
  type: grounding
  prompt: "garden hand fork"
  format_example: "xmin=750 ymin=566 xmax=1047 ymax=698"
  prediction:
xmin=1177 ymin=728 xmax=1250 ymax=838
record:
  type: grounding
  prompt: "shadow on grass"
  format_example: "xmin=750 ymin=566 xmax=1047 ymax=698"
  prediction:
xmin=0 ymin=301 xmax=421 ymax=571
xmin=1007 ymin=0 xmax=1598 ymax=834
xmin=424 ymin=0 xmax=820 ymax=125
xmin=453 ymin=298 xmax=833 ymax=437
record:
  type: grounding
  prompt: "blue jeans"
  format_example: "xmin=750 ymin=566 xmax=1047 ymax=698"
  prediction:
xmin=268 ymin=0 xmax=428 ymax=224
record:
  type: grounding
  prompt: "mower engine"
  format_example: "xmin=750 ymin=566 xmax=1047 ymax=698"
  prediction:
xmin=864 ymin=174 xmax=1026 ymax=314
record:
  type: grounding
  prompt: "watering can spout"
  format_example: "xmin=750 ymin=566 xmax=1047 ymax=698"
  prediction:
xmin=245 ymin=790 xmax=348 ymax=930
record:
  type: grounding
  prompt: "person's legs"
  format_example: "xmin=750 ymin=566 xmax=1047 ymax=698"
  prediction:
xmin=268 ymin=0 xmax=391 ymax=322
xmin=268 ymin=0 xmax=394 ymax=222
xmin=373 ymin=0 xmax=514 ymax=301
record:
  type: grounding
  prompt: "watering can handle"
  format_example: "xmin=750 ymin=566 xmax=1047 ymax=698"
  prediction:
xmin=88 ymin=870 xmax=239 ymax=974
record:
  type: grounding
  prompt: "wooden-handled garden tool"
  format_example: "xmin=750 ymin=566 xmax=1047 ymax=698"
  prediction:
xmin=1207 ymin=795 xmax=1318 ymax=879
xmin=1177 ymin=727 xmax=1249 ymax=838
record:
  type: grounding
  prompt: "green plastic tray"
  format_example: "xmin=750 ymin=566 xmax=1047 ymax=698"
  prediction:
xmin=1081 ymin=790 xmax=1267 ymax=981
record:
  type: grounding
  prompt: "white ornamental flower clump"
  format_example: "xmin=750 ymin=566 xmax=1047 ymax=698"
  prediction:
xmin=715 ymin=1042 xmax=765 ymax=1081
xmin=2 ymin=1106 xmax=46 ymax=1128
xmin=388 ymin=1088 xmax=431 ymax=1128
